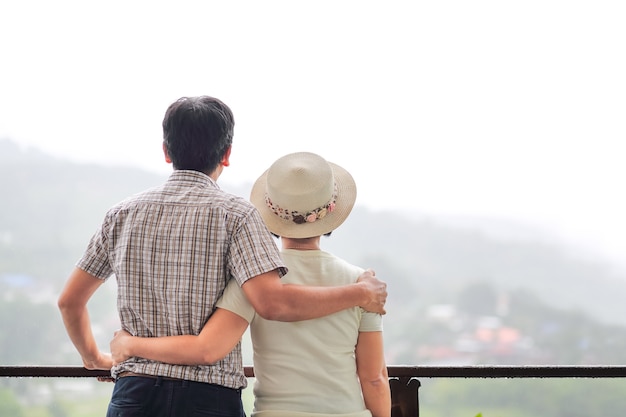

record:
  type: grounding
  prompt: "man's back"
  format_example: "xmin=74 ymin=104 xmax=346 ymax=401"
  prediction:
xmin=79 ymin=170 xmax=281 ymax=387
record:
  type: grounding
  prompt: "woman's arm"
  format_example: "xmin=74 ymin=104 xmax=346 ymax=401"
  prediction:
xmin=110 ymin=308 xmax=249 ymax=365
xmin=355 ymin=331 xmax=391 ymax=417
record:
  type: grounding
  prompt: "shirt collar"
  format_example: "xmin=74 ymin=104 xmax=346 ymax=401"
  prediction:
xmin=168 ymin=170 xmax=221 ymax=189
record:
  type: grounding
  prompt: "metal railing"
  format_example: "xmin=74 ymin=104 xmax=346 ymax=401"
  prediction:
xmin=3 ymin=365 xmax=626 ymax=417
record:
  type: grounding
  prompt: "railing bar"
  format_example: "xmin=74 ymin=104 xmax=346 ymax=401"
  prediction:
xmin=3 ymin=365 xmax=626 ymax=378
xmin=0 ymin=366 xmax=253 ymax=378
xmin=387 ymin=365 xmax=626 ymax=378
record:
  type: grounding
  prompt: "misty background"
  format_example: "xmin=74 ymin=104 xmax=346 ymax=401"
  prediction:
xmin=1 ymin=1 xmax=625 ymax=273
xmin=2 ymin=1 xmax=626 ymax=415
xmin=3 ymin=139 xmax=626 ymax=416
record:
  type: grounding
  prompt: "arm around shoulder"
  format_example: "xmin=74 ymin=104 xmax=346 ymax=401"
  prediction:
xmin=241 ymin=269 xmax=385 ymax=322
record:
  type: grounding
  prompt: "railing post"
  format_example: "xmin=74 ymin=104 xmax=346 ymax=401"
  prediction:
xmin=389 ymin=376 xmax=420 ymax=417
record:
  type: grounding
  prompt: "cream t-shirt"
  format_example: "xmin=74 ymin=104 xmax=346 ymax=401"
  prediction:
xmin=217 ymin=249 xmax=383 ymax=417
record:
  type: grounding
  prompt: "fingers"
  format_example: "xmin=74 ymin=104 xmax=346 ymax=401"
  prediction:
xmin=113 ymin=328 xmax=130 ymax=337
xmin=375 ymin=274 xmax=387 ymax=315
xmin=357 ymin=269 xmax=377 ymax=283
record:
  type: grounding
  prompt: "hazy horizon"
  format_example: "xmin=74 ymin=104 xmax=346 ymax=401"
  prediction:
xmin=2 ymin=1 xmax=625 ymax=269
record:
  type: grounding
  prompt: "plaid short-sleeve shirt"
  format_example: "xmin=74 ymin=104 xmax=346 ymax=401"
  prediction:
xmin=77 ymin=170 xmax=286 ymax=389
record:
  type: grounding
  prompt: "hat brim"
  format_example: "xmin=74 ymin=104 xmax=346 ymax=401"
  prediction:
xmin=250 ymin=161 xmax=357 ymax=238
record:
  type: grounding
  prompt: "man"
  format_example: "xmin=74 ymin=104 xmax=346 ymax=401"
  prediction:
xmin=57 ymin=96 xmax=387 ymax=417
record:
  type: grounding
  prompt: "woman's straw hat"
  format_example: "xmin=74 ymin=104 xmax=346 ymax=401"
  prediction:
xmin=250 ymin=152 xmax=357 ymax=238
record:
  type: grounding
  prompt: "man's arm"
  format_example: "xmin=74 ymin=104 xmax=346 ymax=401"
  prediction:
xmin=57 ymin=267 xmax=113 ymax=370
xmin=356 ymin=331 xmax=391 ymax=417
xmin=241 ymin=269 xmax=387 ymax=322
xmin=110 ymin=308 xmax=249 ymax=365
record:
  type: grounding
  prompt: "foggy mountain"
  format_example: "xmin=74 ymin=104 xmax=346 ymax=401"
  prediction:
xmin=3 ymin=137 xmax=626 ymax=368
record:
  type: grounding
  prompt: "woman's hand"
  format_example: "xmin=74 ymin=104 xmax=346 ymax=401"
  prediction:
xmin=110 ymin=329 xmax=133 ymax=365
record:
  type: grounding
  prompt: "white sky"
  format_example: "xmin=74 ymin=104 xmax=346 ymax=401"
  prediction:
xmin=1 ymin=1 xmax=625 ymax=266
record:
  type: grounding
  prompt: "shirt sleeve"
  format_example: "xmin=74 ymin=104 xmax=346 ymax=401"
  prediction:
xmin=75 ymin=211 xmax=114 ymax=280
xmin=227 ymin=206 xmax=287 ymax=286
xmin=216 ymin=279 xmax=256 ymax=323
xmin=359 ymin=309 xmax=383 ymax=332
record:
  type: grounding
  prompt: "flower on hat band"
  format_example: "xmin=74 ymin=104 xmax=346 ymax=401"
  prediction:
xmin=265 ymin=184 xmax=338 ymax=225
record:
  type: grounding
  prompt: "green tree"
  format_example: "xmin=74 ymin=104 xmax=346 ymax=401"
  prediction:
xmin=0 ymin=388 xmax=25 ymax=417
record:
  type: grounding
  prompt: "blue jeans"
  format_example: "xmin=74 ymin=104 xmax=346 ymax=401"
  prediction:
xmin=106 ymin=375 xmax=245 ymax=417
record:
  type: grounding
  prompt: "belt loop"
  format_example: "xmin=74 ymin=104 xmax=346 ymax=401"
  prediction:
xmin=155 ymin=376 xmax=163 ymax=387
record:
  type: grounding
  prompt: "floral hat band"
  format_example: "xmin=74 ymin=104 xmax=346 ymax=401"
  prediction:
xmin=264 ymin=183 xmax=338 ymax=225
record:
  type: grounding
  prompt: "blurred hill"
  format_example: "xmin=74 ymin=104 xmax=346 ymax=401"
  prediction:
xmin=2 ymin=137 xmax=626 ymax=367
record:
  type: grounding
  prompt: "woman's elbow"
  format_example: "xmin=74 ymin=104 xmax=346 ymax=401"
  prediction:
xmin=358 ymin=368 xmax=389 ymax=387
xmin=199 ymin=353 xmax=219 ymax=365
xmin=364 ymin=374 xmax=388 ymax=388
xmin=198 ymin=344 xmax=235 ymax=365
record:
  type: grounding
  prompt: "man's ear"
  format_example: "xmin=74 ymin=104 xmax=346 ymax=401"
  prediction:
xmin=221 ymin=146 xmax=232 ymax=167
xmin=163 ymin=142 xmax=172 ymax=164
